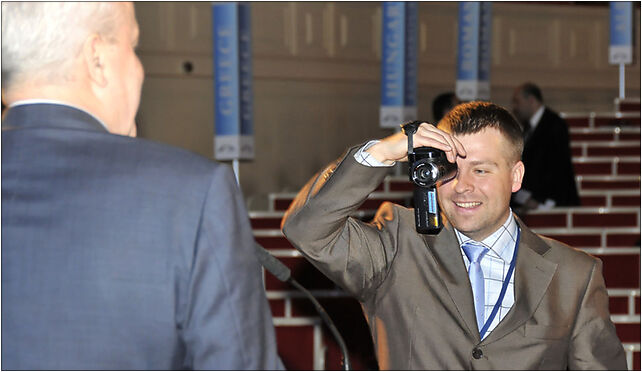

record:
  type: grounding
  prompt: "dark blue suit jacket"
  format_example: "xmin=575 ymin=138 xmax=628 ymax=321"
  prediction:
xmin=521 ymin=107 xmax=580 ymax=206
xmin=2 ymin=103 xmax=282 ymax=370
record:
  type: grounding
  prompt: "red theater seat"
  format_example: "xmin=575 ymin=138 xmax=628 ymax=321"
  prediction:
xmin=263 ymin=256 xmax=337 ymax=291
xmin=596 ymin=254 xmax=640 ymax=288
xmin=595 ymin=116 xmax=641 ymax=128
xmin=255 ymin=235 xmax=295 ymax=250
xmin=580 ymin=177 xmax=640 ymax=190
xmin=275 ymin=325 xmax=315 ymax=370
xmin=250 ymin=215 xmax=285 ymax=230
xmin=615 ymin=98 xmax=641 ymax=113
xmin=615 ymin=323 xmax=641 ymax=344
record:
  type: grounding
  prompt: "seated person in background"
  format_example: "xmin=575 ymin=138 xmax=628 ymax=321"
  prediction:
xmin=432 ymin=91 xmax=461 ymax=122
xmin=511 ymin=82 xmax=580 ymax=213
xmin=282 ymin=101 xmax=625 ymax=370
xmin=1 ymin=2 xmax=282 ymax=369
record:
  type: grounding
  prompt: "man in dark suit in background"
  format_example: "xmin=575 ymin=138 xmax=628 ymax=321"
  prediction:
xmin=2 ymin=2 xmax=282 ymax=369
xmin=511 ymin=82 xmax=580 ymax=212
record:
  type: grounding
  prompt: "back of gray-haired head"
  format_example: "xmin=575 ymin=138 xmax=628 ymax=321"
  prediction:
xmin=1 ymin=2 xmax=121 ymax=91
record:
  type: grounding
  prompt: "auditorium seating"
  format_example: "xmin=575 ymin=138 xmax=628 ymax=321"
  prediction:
xmin=251 ymin=104 xmax=640 ymax=370
xmin=615 ymin=97 xmax=641 ymax=113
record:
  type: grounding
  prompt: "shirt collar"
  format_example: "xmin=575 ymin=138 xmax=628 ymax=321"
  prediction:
xmin=454 ymin=210 xmax=519 ymax=263
xmin=529 ymin=105 xmax=545 ymax=131
xmin=10 ymin=99 xmax=109 ymax=132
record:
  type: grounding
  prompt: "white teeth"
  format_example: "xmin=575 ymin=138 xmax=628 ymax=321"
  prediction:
xmin=455 ymin=202 xmax=481 ymax=208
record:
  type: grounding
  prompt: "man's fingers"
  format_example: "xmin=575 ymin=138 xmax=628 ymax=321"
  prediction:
xmin=452 ymin=136 xmax=467 ymax=157
xmin=424 ymin=124 xmax=466 ymax=157
xmin=421 ymin=124 xmax=454 ymax=147
xmin=412 ymin=123 xmax=465 ymax=163
xmin=413 ymin=134 xmax=457 ymax=162
xmin=372 ymin=122 xmax=467 ymax=164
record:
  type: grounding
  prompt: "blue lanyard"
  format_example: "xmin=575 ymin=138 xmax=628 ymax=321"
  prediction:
xmin=479 ymin=228 xmax=520 ymax=339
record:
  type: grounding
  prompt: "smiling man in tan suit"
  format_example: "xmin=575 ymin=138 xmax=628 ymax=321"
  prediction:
xmin=282 ymin=101 xmax=625 ymax=370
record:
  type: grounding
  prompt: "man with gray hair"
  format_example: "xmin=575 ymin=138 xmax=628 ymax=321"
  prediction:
xmin=2 ymin=2 xmax=283 ymax=369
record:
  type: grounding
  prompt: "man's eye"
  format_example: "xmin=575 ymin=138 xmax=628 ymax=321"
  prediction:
xmin=474 ymin=169 xmax=487 ymax=174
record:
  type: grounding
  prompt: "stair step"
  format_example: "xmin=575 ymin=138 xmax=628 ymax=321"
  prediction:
xmin=259 ymin=191 xmax=640 ymax=221
xmin=616 ymin=323 xmax=641 ymax=343
xmin=255 ymin=225 xmax=640 ymax=251
xmin=263 ymin=256 xmax=337 ymax=291
xmin=608 ymin=289 xmax=641 ymax=315
xmin=274 ymin=325 xmax=316 ymax=370
xmin=522 ymin=207 xmax=639 ymax=229
xmin=615 ymin=97 xmax=641 ymax=113
xmin=561 ymin=112 xmax=640 ymax=128
xmin=580 ymin=194 xmax=640 ymax=207
xmin=572 ymin=142 xmax=640 ymax=157
xmin=597 ymin=253 xmax=640 ymax=287
xmin=260 ymin=250 xmax=639 ymax=290
xmin=269 ymin=192 xmax=411 ymax=212
xmin=570 ymin=126 xmax=640 ymax=142
xmin=384 ymin=175 xmax=641 ymax=193
xmin=578 ymin=175 xmax=640 ymax=190
xmin=572 ymin=157 xmax=640 ymax=177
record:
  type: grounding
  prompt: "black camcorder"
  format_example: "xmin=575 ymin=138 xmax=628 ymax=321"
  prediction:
xmin=402 ymin=121 xmax=458 ymax=234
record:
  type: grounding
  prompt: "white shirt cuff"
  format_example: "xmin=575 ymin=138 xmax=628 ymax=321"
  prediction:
xmin=354 ymin=140 xmax=395 ymax=167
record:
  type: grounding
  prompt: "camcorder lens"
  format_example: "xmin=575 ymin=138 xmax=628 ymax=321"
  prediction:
xmin=417 ymin=166 xmax=431 ymax=182
xmin=412 ymin=162 xmax=437 ymax=187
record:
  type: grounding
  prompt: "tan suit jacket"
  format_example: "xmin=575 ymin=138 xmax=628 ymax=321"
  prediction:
xmin=282 ymin=145 xmax=626 ymax=370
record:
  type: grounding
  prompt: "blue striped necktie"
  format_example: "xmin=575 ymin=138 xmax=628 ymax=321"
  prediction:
xmin=462 ymin=242 xmax=489 ymax=333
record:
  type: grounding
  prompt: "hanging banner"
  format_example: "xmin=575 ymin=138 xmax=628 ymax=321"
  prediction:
xmin=456 ymin=2 xmax=492 ymax=101
xmin=238 ymin=4 xmax=253 ymax=158
xmin=212 ymin=2 xmax=254 ymax=161
xmin=478 ymin=2 xmax=492 ymax=100
xmin=609 ymin=2 xmax=633 ymax=65
xmin=380 ymin=2 xmax=418 ymax=128
xmin=404 ymin=2 xmax=418 ymax=123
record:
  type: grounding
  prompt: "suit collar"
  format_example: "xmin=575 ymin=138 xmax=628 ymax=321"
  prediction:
xmin=428 ymin=215 xmax=557 ymax=344
xmin=427 ymin=220 xmax=480 ymax=341
xmin=2 ymin=103 xmax=109 ymax=133
xmin=482 ymin=216 xmax=558 ymax=344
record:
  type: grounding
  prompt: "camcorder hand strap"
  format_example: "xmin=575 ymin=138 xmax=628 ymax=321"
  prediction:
xmin=401 ymin=120 xmax=425 ymax=156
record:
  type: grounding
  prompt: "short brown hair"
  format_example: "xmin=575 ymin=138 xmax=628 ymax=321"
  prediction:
xmin=438 ymin=101 xmax=524 ymax=163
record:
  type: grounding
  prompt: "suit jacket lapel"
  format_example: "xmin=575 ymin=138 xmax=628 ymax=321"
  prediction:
xmin=483 ymin=218 xmax=558 ymax=344
xmin=426 ymin=221 xmax=480 ymax=342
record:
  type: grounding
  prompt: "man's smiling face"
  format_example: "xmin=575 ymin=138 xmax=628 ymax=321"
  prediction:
xmin=437 ymin=127 xmax=524 ymax=241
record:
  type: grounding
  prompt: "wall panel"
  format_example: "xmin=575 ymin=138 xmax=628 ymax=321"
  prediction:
xmin=134 ymin=2 xmax=641 ymax=206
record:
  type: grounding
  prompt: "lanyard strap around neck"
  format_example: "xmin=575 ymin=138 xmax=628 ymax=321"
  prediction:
xmin=479 ymin=227 xmax=520 ymax=340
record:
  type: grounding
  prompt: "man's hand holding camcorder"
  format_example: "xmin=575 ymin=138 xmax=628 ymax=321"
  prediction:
xmin=365 ymin=122 xmax=466 ymax=164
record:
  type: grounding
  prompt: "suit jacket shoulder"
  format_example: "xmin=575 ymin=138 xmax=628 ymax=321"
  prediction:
xmin=1 ymin=104 xmax=282 ymax=370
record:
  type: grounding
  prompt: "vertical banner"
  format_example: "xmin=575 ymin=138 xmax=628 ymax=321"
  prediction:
xmin=478 ymin=2 xmax=492 ymax=100
xmin=238 ymin=3 xmax=253 ymax=158
xmin=213 ymin=2 xmax=254 ymax=161
xmin=404 ymin=2 xmax=419 ymax=124
xmin=456 ymin=2 xmax=492 ymax=101
xmin=380 ymin=2 xmax=418 ymax=128
xmin=609 ymin=2 xmax=633 ymax=65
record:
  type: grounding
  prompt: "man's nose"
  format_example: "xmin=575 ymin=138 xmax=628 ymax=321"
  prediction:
xmin=453 ymin=170 xmax=474 ymax=194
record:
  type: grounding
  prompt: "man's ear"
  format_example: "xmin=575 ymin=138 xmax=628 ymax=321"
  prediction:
xmin=82 ymin=34 xmax=108 ymax=88
xmin=511 ymin=160 xmax=525 ymax=193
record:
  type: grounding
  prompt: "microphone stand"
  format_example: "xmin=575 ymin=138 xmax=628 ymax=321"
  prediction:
xmin=254 ymin=242 xmax=352 ymax=371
